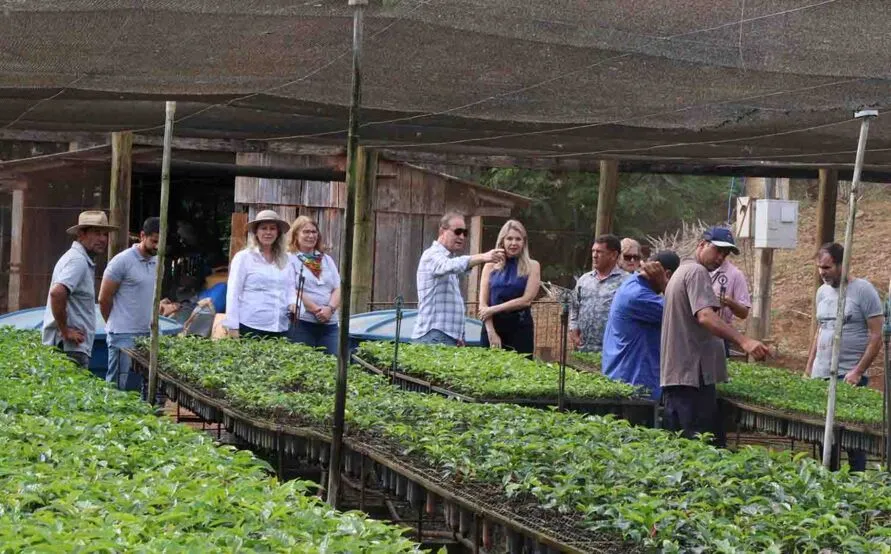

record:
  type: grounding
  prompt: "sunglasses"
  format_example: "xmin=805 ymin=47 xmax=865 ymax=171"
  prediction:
xmin=452 ymin=228 xmax=468 ymax=237
xmin=623 ymin=254 xmax=641 ymax=261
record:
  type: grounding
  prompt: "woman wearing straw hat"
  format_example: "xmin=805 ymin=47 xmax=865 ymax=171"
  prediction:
xmin=286 ymin=216 xmax=341 ymax=355
xmin=223 ymin=210 xmax=296 ymax=339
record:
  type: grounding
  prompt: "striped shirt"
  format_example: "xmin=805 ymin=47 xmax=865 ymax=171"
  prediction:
xmin=412 ymin=241 xmax=471 ymax=341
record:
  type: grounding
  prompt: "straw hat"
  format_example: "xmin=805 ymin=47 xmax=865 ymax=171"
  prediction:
xmin=247 ymin=209 xmax=289 ymax=235
xmin=66 ymin=210 xmax=118 ymax=235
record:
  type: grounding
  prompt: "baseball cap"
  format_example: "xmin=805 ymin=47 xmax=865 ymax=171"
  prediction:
xmin=702 ymin=227 xmax=740 ymax=255
xmin=651 ymin=250 xmax=681 ymax=273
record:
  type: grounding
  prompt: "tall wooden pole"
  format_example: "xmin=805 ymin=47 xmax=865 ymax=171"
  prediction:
xmin=594 ymin=160 xmax=619 ymax=238
xmin=7 ymin=186 xmax=24 ymax=312
xmin=328 ymin=0 xmax=366 ymax=509
xmin=148 ymin=102 xmax=176 ymax=405
xmin=810 ymin=169 xmax=838 ymax=339
xmin=750 ymin=177 xmax=775 ymax=344
xmin=350 ymin=146 xmax=376 ymax=313
xmin=108 ymin=131 xmax=133 ymax=259
xmin=467 ymin=215 xmax=484 ymax=311
xmin=822 ymin=110 xmax=877 ymax=468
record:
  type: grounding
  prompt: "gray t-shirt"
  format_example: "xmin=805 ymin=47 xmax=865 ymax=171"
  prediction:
xmin=661 ymin=261 xmax=726 ymax=388
xmin=104 ymin=245 xmax=158 ymax=334
xmin=42 ymin=242 xmax=97 ymax=356
xmin=812 ymin=278 xmax=882 ymax=379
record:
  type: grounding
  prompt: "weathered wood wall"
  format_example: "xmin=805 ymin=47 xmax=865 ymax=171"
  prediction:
xmin=370 ymin=161 xmax=490 ymax=307
xmin=17 ymin=165 xmax=110 ymax=310
xmin=233 ymin=153 xmax=346 ymax=263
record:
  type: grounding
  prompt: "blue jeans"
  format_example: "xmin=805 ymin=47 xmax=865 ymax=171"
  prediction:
xmin=107 ymin=332 xmax=147 ymax=391
xmin=833 ymin=373 xmax=869 ymax=471
xmin=414 ymin=329 xmax=458 ymax=346
xmin=288 ymin=320 xmax=339 ymax=355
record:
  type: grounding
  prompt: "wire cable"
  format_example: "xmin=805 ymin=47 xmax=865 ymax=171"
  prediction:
xmin=361 ymin=78 xmax=863 ymax=150
xmin=540 ymin=119 xmax=855 ymax=159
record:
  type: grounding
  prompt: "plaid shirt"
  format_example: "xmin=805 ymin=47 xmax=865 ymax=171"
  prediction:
xmin=412 ymin=241 xmax=471 ymax=340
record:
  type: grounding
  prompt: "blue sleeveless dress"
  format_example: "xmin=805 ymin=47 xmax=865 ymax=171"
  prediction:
xmin=482 ymin=258 xmax=534 ymax=356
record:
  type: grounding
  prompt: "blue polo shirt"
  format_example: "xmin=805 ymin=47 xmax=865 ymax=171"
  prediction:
xmin=601 ymin=274 xmax=665 ymax=400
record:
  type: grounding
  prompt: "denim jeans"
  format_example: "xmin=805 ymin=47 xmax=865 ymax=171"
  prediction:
xmin=833 ymin=373 xmax=869 ymax=471
xmin=414 ymin=329 xmax=458 ymax=346
xmin=107 ymin=332 xmax=147 ymax=392
xmin=288 ymin=320 xmax=339 ymax=355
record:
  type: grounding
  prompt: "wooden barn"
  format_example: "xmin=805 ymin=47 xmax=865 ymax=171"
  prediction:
xmin=228 ymin=151 xmax=530 ymax=311
xmin=0 ymin=139 xmax=529 ymax=315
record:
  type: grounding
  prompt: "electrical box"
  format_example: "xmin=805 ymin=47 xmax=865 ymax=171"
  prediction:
xmin=754 ymin=199 xmax=798 ymax=249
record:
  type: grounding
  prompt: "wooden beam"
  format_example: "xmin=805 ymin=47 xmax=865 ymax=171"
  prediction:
xmin=467 ymin=215 xmax=484 ymax=314
xmin=747 ymin=177 xmax=775 ymax=346
xmin=108 ymin=132 xmax=133 ymax=258
xmin=229 ymin=212 xmax=248 ymax=264
xmin=810 ymin=168 xmax=839 ymax=338
xmin=471 ymin=206 xmax=513 ymax=218
xmin=350 ymin=147 xmax=377 ymax=313
xmin=7 ymin=188 xmax=24 ymax=312
xmin=595 ymin=160 xmax=619 ymax=237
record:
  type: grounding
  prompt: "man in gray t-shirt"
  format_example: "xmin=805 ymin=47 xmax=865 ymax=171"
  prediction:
xmin=656 ymin=227 xmax=769 ymax=443
xmin=99 ymin=217 xmax=159 ymax=390
xmin=807 ymin=243 xmax=883 ymax=382
xmin=42 ymin=211 xmax=117 ymax=368
xmin=806 ymin=242 xmax=883 ymax=471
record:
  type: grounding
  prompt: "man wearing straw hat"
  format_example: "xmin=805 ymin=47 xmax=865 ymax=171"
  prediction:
xmin=42 ymin=210 xmax=117 ymax=368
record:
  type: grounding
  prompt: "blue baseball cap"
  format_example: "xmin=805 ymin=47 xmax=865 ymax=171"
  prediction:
xmin=702 ymin=227 xmax=740 ymax=255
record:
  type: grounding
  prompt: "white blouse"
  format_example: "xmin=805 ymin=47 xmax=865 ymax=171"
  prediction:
xmin=289 ymin=252 xmax=341 ymax=325
xmin=224 ymin=249 xmax=297 ymax=332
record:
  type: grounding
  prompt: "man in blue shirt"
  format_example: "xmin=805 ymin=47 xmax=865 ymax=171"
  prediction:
xmin=601 ymin=251 xmax=680 ymax=400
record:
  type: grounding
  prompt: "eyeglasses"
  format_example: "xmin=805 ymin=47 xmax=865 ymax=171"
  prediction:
xmin=623 ymin=254 xmax=641 ymax=261
xmin=452 ymin=228 xmax=467 ymax=237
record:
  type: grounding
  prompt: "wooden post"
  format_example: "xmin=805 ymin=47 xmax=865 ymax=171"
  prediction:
xmin=108 ymin=131 xmax=133 ymax=259
xmin=467 ymin=215 xmax=484 ymax=312
xmin=328 ymin=0 xmax=367 ymax=509
xmin=748 ymin=177 xmax=775 ymax=344
xmin=7 ymin=186 xmax=25 ymax=312
xmin=595 ymin=160 xmax=619 ymax=238
xmin=148 ymin=102 xmax=176 ymax=405
xmin=810 ymin=169 xmax=838 ymax=338
xmin=350 ymin=147 xmax=377 ymax=313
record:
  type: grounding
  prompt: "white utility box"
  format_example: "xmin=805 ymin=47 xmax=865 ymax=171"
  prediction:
xmin=753 ymin=199 xmax=798 ymax=249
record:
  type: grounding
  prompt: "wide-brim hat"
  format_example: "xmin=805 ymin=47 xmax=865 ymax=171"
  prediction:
xmin=248 ymin=209 xmax=289 ymax=235
xmin=66 ymin=210 xmax=119 ymax=235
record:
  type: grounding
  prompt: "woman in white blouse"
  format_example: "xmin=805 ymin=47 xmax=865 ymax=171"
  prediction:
xmin=287 ymin=216 xmax=341 ymax=355
xmin=224 ymin=210 xmax=296 ymax=339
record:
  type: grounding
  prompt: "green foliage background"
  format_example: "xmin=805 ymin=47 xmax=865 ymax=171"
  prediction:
xmin=480 ymin=169 xmax=736 ymax=284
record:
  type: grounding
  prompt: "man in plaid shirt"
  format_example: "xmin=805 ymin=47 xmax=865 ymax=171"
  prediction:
xmin=413 ymin=212 xmax=505 ymax=345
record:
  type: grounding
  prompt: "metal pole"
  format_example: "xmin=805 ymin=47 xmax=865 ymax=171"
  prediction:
xmin=883 ymin=279 xmax=891 ymax=471
xmin=148 ymin=101 xmax=176 ymax=406
xmin=327 ymin=0 xmax=366 ymax=508
xmin=558 ymin=293 xmax=569 ymax=411
xmin=821 ymin=109 xmax=877 ymax=468
xmin=391 ymin=295 xmax=404 ymax=385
